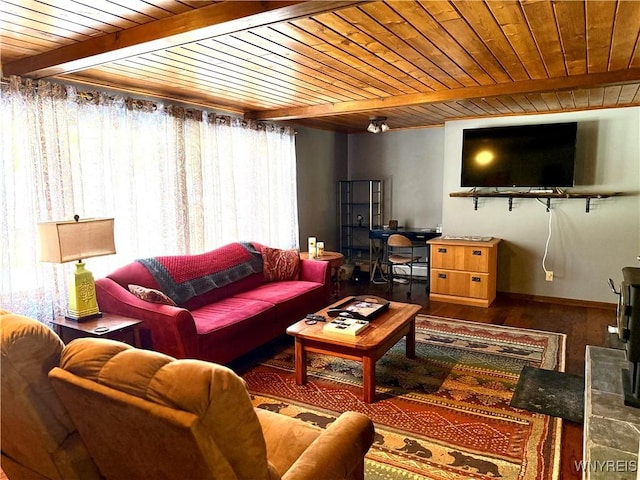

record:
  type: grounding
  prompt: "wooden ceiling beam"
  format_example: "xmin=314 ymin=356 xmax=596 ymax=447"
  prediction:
xmin=2 ymin=1 xmax=364 ymax=79
xmin=245 ymin=68 xmax=640 ymax=120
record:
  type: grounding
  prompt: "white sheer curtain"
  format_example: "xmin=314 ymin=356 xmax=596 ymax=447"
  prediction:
xmin=0 ymin=77 xmax=299 ymax=321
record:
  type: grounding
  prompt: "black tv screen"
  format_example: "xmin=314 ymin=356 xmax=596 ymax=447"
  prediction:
xmin=460 ymin=122 xmax=578 ymax=188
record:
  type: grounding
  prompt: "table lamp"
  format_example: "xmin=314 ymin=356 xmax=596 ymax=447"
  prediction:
xmin=38 ymin=215 xmax=116 ymax=321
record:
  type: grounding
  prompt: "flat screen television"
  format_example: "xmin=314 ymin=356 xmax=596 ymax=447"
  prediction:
xmin=460 ymin=122 xmax=578 ymax=188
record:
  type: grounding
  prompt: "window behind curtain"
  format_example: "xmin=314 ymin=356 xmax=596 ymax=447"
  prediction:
xmin=0 ymin=77 xmax=299 ymax=321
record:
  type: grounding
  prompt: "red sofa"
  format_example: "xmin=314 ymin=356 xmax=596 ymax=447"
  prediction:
xmin=95 ymin=242 xmax=331 ymax=364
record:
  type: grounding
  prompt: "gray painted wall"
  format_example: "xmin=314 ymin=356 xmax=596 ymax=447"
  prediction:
xmin=296 ymin=107 xmax=639 ymax=304
xmin=347 ymin=128 xmax=445 ymax=229
xmin=443 ymin=108 xmax=640 ymax=303
xmin=295 ymin=127 xmax=348 ymax=253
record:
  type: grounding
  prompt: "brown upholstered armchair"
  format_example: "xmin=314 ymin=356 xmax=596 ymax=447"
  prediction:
xmin=49 ymin=337 xmax=375 ymax=480
xmin=0 ymin=310 xmax=101 ymax=480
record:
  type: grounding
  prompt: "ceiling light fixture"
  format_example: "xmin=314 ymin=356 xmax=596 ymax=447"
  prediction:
xmin=367 ymin=117 xmax=389 ymax=134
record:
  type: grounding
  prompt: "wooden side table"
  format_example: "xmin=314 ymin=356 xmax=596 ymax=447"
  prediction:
xmin=51 ymin=313 xmax=142 ymax=347
xmin=300 ymin=250 xmax=345 ymax=297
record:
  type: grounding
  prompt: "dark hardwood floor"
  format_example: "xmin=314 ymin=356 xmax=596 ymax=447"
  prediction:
xmin=339 ymin=276 xmax=616 ymax=480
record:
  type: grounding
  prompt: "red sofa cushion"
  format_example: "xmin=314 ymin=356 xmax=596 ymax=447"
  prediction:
xmin=234 ymin=281 xmax=327 ymax=324
xmin=191 ymin=297 xmax=275 ymax=334
xmin=191 ymin=297 xmax=277 ymax=364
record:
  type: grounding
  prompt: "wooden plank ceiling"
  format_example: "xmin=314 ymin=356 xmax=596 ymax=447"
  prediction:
xmin=2 ymin=0 xmax=639 ymax=133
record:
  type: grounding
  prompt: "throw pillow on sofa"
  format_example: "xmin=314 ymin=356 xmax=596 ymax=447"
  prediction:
xmin=262 ymin=247 xmax=300 ymax=282
xmin=128 ymin=284 xmax=177 ymax=306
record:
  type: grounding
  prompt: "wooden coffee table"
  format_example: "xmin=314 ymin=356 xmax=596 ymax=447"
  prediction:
xmin=286 ymin=296 xmax=421 ymax=403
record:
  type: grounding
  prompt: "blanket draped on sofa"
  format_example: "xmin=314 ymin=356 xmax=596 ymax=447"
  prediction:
xmin=136 ymin=241 xmax=263 ymax=305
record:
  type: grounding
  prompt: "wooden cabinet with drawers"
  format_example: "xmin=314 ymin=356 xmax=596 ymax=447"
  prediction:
xmin=427 ymin=237 xmax=501 ymax=308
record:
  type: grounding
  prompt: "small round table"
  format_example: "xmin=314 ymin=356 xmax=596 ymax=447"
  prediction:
xmin=299 ymin=251 xmax=344 ymax=297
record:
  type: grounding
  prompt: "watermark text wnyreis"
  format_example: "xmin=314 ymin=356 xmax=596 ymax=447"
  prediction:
xmin=575 ymin=460 xmax=637 ymax=473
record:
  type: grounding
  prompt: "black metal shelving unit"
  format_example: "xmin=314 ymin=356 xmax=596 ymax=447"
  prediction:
xmin=338 ymin=180 xmax=382 ymax=273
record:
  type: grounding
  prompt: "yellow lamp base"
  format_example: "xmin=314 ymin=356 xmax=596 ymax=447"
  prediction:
xmin=66 ymin=261 xmax=102 ymax=322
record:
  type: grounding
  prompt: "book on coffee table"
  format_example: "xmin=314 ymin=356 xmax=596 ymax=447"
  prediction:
xmin=323 ymin=318 xmax=370 ymax=335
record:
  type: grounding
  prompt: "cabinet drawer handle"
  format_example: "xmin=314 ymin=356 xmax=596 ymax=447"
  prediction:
xmin=472 ymin=250 xmax=482 ymax=256
xmin=438 ymin=273 xmax=447 ymax=279
xmin=438 ymin=248 xmax=447 ymax=253
xmin=471 ymin=276 xmax=481 ymax=282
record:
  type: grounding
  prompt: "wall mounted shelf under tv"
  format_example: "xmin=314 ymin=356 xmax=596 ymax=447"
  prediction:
xmin=449 ymin=190 xmax=622 ymax=213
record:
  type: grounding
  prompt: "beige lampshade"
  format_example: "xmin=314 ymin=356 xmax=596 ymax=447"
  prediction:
xmin=38 ymin=218 xmax=116 ymax=263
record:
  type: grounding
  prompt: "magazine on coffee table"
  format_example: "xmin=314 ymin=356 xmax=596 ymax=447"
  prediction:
xmin=327 ymin=295 xmax=390 ymax=321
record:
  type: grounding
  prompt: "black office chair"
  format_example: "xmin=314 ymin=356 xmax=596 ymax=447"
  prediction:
xmin=386 ymin=234 xmax=421 ymax=298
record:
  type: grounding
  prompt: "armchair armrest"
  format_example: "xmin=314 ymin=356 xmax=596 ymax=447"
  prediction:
xmin=284 ymin=411 xmax=374 ymax=480
xmin=256 ymin=409 xmax=374 ymax=480
xmin=95 ymin=278 xmax=198 ymax=359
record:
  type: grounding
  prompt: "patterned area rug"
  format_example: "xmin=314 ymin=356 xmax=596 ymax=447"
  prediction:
xmin=242 ymin=315 xmax=566 ymax=480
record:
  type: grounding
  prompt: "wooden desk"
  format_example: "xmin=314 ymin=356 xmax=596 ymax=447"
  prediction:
xmin=369 ymin=228 xmax=439 ymax=284
xmin=51 ymin=313 xmax=142 ymax=347
xmin=300 ymin=251 xmax=344 ymax=297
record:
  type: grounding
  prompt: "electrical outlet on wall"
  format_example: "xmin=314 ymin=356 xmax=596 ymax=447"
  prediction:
xmin=545 ymin=271 xmax=554 ymax=282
